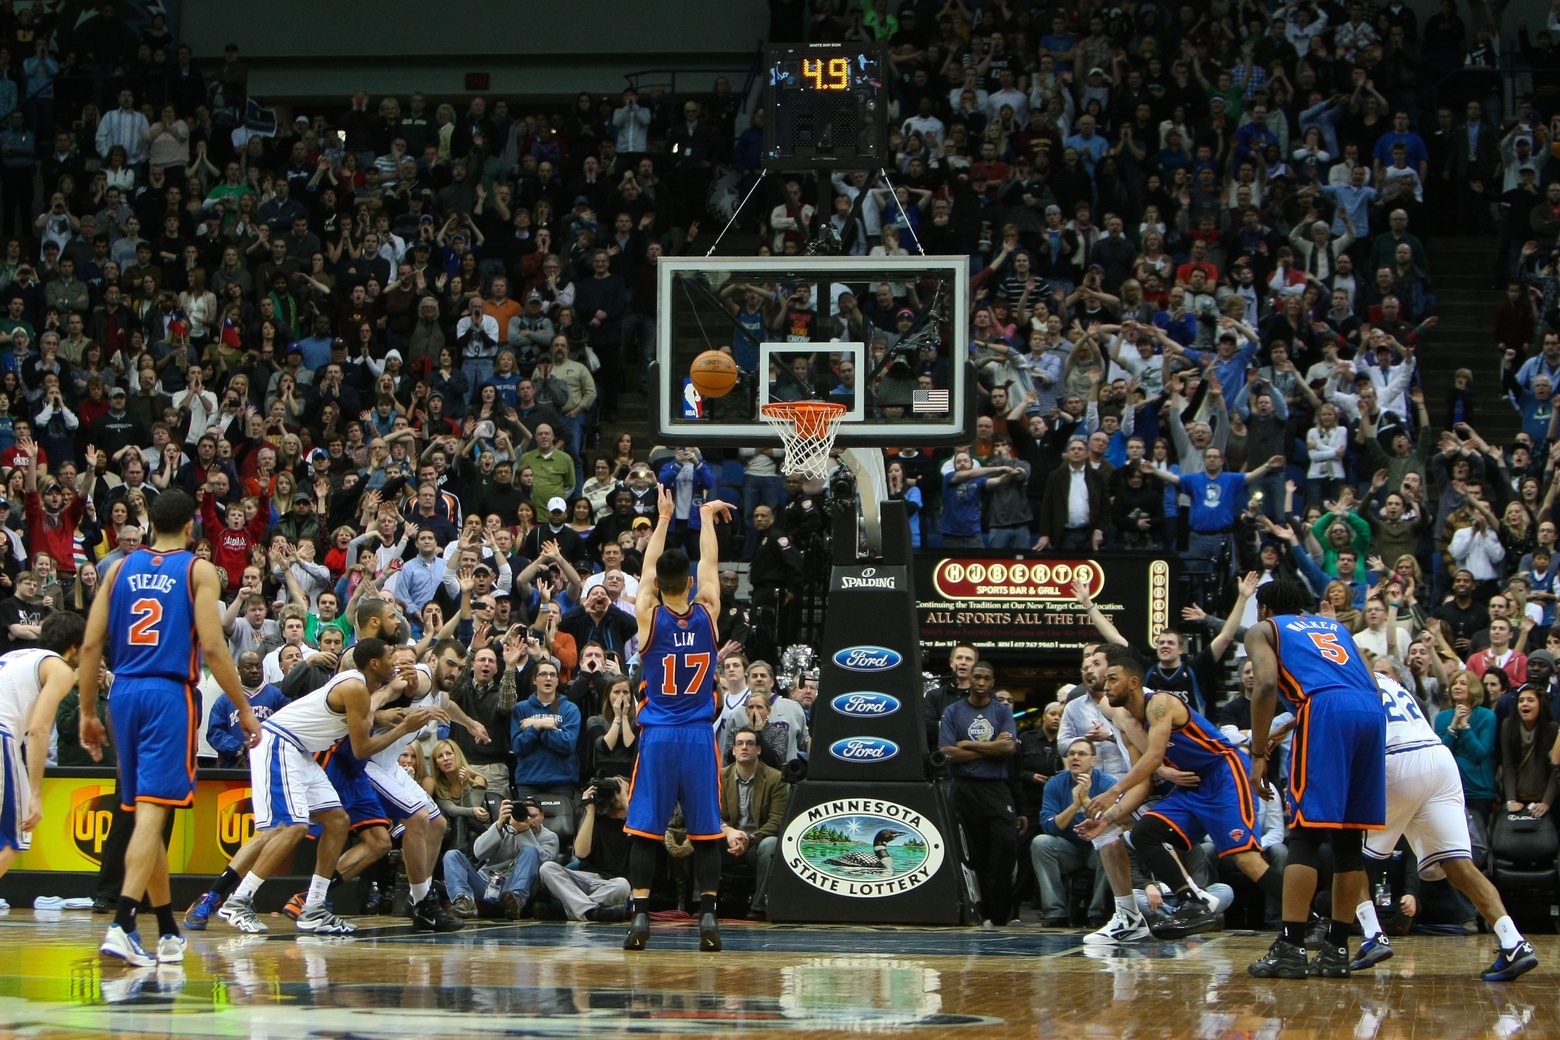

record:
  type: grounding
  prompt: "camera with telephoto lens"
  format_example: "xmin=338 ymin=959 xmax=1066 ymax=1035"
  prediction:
xmin=589 ymin=776 xmax=620 ymax=809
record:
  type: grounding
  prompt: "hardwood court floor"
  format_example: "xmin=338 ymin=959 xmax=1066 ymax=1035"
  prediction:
xmin=0 ymin=910 xmax=1553 ymax=1039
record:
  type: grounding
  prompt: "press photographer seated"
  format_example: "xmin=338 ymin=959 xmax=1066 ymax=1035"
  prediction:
xmin=537 ymin=777 xmax=632 ymax=922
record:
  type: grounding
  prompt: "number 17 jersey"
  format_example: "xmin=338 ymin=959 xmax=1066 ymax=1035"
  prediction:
xmin=107 ymin=548 xmax=201 ymax=684
xmin=637 ymin=602 xmax=718 ymax=727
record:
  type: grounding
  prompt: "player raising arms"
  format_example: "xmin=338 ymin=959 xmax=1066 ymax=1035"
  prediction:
xmin=79 ymin=489 xmax=261 ymax=968
xmin=0 ymin=613 xmax=87 ymax=882
xmin=622 ymin=485 xmax=732 ymax=952
xmin=1245 ymin=578 xmax=1387 ymax=980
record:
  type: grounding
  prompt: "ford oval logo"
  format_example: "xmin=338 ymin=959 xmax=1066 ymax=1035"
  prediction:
xmin=829 ymin=737 xmax=900 ymax=762
xmin=833 ymin=646 xmax=903 ymax=672
xmin=832 ymin=692 xmax=902 ymax=717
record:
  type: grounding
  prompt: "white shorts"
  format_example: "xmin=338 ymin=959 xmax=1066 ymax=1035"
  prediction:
xmin=0 ymin=729 xmax=31 ymax=852
xmin=1366 ymin=744 xmax=1471 ymax=878
xmin=365 ymin=759 xmax=440 ymax=823
xmin=251 ymin=730 xmax=342 ymax=829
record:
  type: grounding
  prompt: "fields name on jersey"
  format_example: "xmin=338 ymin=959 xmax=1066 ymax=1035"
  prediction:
xmin=127 ymin=573 xmax=178 ymax=593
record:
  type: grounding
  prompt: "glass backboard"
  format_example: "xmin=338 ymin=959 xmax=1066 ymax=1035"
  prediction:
xmin=653 ymin=255 xmax=971 ymax=448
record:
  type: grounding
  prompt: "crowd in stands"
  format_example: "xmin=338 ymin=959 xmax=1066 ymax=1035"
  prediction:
xmin=7 ymin=0 xmax=1560 ymax=924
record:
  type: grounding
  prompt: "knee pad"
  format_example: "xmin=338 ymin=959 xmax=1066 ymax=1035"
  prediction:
xmin=1329 ymin=828 xmax=1366 ymax=874
xmin=1286 ymin=825 xmax=1324 ymax=871
xmin=1127 ymin=813 xmax=1190 ymax=854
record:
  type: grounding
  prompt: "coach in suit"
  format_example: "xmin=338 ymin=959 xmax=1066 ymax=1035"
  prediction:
xmin=719 ymin=727 xmax=788 ymax=919
xmin=1034 ymin=436 xmax=1107 ymax=552
xmin=1444 ymin=101 xmax=1500 ymax=234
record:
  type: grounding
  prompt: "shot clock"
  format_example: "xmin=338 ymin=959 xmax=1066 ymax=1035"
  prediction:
xmin=763 ymin=44 xmax=887 ymax=169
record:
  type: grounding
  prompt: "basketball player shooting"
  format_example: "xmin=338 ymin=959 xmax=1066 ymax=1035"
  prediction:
xmin=623 ymin=485 xmax=734 ymax=952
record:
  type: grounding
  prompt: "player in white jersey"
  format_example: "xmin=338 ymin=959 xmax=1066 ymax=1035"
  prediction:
xmin=0 ymin=614 xmax=85 ymax=879
xmin=217 ymin=639 xmax=426 ymax=935
xmin=1354 ymin=661 xmax=1537 ymax=981
xmin=358 ymin=643 xmax=488 ymax=932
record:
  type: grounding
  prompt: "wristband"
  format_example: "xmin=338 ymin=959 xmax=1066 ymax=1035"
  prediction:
xmin=659 ymin=514 xmax=672 ymax=522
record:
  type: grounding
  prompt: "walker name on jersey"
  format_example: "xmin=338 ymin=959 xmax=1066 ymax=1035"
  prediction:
xmin=829 ymin=737 xmax=899 ymax=762
xmin=125 ymin=572 xmax=179 ymax=593
xmin=833 ymin=646 xmax=903 ymax=672
xmin=831 ymin=692 xmax=901 ymax=717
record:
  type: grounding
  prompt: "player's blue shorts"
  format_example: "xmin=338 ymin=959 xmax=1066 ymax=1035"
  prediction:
xmin=110 ymin=678 xmax=198 ymax=811
xmin=1142 ymin=749 xmax=1261 ymax=858
xmin=1287 ymin=694 xmax=1387 ymax=829
xmin=625 ymin=724 xmax=722 ymax=840
xmin=305 ymin=747 xmax=389 ymax=840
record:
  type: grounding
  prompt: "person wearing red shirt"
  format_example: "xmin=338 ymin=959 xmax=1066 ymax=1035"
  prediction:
xmin=17 ymin=430 xmax=81 ymax=579
xmin=198 ymin=479 xmax=272 ymax=593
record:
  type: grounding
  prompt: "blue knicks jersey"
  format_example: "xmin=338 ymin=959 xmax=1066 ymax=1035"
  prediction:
xmin=1268 ymin=614 xmax=1377 ymax=712
xmin=107 ymin=548 xmax=200 ymax=684
xmin=1145 ymin=690 xmax=1244 ymax=776
xmin=637 ymin=603 xmax=718 ymax=727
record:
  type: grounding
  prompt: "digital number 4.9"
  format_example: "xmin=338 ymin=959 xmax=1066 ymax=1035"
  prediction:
xmin=802 ymin=57 xmax=850 ymax=90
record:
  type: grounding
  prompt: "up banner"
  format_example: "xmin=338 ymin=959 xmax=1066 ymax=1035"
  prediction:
xmin=14 ymin=769 xmax=269 ymax=876
xmin=913 ymin=553 xmax=1176 ymax=656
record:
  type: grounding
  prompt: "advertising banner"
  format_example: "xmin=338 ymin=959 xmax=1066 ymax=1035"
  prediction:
xmin=913 ymin=554 xmax=1176 ymax=656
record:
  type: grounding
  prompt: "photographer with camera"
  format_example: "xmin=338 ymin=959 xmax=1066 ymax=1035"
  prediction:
xmin=443 ymin=796 xmax=558 ymax=920
xmin=536 ymin=776 xmax=632 ymax=921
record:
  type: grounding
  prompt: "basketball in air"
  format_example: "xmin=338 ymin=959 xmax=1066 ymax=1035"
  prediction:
xmin=689 ymin=350 xmax=739 ymax=398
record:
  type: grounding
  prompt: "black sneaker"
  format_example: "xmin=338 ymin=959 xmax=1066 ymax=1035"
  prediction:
xmin=1482 ymin=940 xmax=1539 ymax=982
xmin=1249 ymin=937 xmax=1310 ymax=979
xmin=1149 ymin=900 xmax=1223 ymax=941
xmin=1308 ymin=942 xmax=1351 ymax=978
xmin=1304 ymin=914 xmax=1329 ymax=950
xmin=698 ymin=911 xmax=722 ymax=952
xmin=623 ymin=911 xmax=650 ymax=951
xmin=411 ymin=895 xmax=464 ymax=933
xmin=585 ymin=906 xmax=626 ymax=923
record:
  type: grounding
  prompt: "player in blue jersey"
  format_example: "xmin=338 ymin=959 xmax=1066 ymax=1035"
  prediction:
xmin=1085 ymin=645 xmax=1289 ymax=938
xmin=77 ymin=490 xmax=260 ymax=969
xmin=1245 ymin=577 xmax=1387 ymax=980
xmin=622 ymin=485 xmax=732 ymax=953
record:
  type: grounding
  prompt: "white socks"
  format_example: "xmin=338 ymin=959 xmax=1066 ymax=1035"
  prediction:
xmin=1494 ymin=915 xmax=1523 ymax=951
xmin=306 ymin=874 xmax=330 ymax=909
xmin=1115 ymin=895 xmax=1140 ymax=918
xmin=233 ymin=872 xmax=264 ymax=902
xmin=1355 ymin=899 xmax=1382 ymax=941
xmin=409 ymin=879 xmax=431 ymax=904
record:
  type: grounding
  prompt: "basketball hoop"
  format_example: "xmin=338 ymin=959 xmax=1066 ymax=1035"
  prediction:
xmin=760 ymin=401 xmax=847 ymax=480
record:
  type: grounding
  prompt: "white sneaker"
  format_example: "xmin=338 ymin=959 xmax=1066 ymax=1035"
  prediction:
xmin=216 ymin=898 xmax=269 ymax=934
xmin=295 ymin=905 xmax=357 ymax=935
xmin=1083 ymin=909 xmax=1151 ymax=945
xmin=99 ymin=924 xmax=157 ymax=967
xmin=156 ymin=934 xmax=187 ymax=964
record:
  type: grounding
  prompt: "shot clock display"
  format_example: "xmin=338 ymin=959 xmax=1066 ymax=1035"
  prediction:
xmin=763 ymin=44 xmax=887 ymax=169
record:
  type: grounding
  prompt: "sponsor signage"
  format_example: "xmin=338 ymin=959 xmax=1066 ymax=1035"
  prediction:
xmin=833 ymin=646 xmax=903 ymax=672
xmin=14 ymin=770 xmax=288 ymax=875
xmin=914 ymin=553 xmax=1174 ymax=655
xmin=830 ymin=692 xmax=902 ymax=718
xmin=835 ymin=566 xmax=899 ymax=591
xmin=780 ymin=798 xmax=946 ymax=899
xmin=828 ymin=737 xmax=899 ymax=762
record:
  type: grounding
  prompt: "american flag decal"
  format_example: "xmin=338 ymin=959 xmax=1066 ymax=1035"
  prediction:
xmin=912 ymin=388 xmax=949 ymax=413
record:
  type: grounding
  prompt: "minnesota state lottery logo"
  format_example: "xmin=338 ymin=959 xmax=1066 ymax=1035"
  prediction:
xmin=781 ymin=798 xmax=944 ymax=898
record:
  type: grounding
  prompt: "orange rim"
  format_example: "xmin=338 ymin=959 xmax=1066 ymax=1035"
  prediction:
xmin=760 ymin=401 xmax=847 ymax=439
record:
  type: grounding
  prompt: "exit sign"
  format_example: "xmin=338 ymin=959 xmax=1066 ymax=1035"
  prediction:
xmin=464 ymin=72 xmax=490 ymax=91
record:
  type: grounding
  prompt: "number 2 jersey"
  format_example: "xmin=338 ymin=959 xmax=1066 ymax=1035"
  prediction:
xmin=1374 ymin=672 xmax=1441 ymax=755
xmin=1267 ymin=613 xmax=1380 ymax=713
xmin=107 ymin=548 xmax=200 ymax=684
xmin=637 ymin=602 xmax=718 ymax=727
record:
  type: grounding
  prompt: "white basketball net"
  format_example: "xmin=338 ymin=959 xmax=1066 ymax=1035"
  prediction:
xmin=760 ymin=402 xmax=847 ymax=480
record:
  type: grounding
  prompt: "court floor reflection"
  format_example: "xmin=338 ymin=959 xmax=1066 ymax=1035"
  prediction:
xmin=0 ymin=913 xmax=1552 ymax=1040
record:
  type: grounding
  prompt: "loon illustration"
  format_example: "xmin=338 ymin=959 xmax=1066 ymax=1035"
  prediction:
xmin=823 ymin=829 xmax=904 ymax=871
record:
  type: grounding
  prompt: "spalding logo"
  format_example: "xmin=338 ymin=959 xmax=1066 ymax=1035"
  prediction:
xmin=834 ymin=646 xmax=903 ymax=672
xmin=832 ymin=692 xmax=902 ymax=717
xmin=829 ymin=737 xmax=900 ymax=762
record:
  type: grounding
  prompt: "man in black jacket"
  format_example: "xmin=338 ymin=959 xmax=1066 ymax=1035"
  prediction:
xmin=748 ymin=505 xmax=805 ymax=654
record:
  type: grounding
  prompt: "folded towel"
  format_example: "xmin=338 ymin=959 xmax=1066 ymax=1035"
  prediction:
xmin=0 ymin=898 xmax=9 ymax=910
xmin=33 ymin=896 xmax=65 ymax=910
xmin=62 ymin=897 xmax=95 ymax=910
